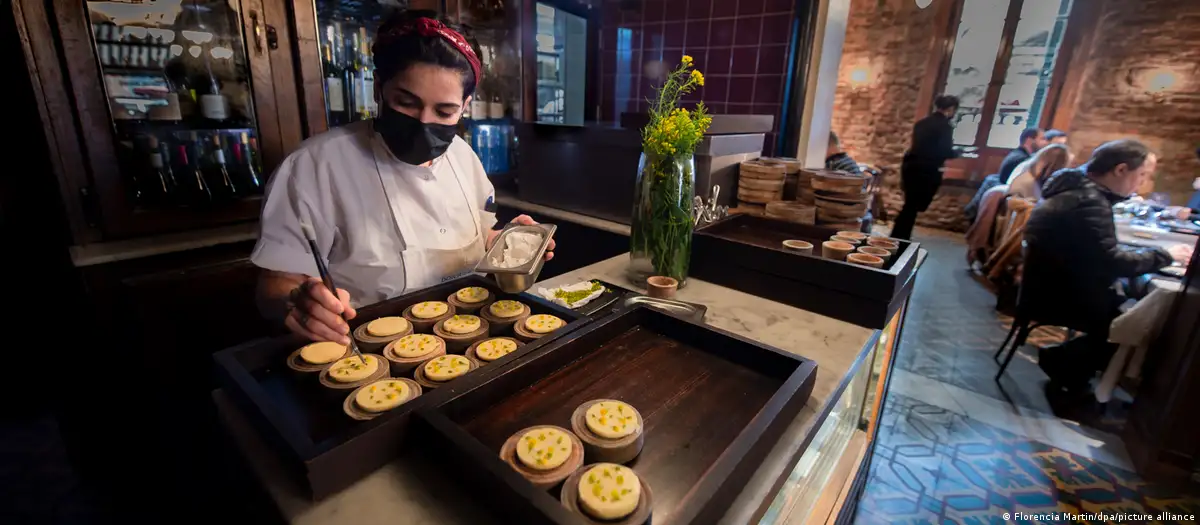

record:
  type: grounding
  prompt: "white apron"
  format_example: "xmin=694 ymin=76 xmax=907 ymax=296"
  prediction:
xmin=371 ymin=136 xmax=486 ymax=294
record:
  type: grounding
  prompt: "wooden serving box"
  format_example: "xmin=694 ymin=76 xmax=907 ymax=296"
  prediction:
xmin=413 ymin=306 xmax=818 ymax=524
xmin=212 ymin=275 xmax=589 ymax=500
xmin=691 ymin=214 xmax=920 ymax=329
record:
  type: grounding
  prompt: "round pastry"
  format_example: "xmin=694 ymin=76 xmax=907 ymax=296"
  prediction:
xmin=318 ymin=354 xmax=389 ymax=393
xmin=513 ymin=314 xmax=566 ymax=342
xmin=402 ymin=301 xmax=455 ymax=333
xmin=382 ymin=333 xmax=447 ymax=376
xmin=413 ymin=354 xmax=478 ymax=389
xmin=343 ymin=378 xmax=422 ymax=421
xmin=479 ymin=299 xmax=531 ymax=335
xmin=432 ymin=314 xmax=490 ymax=353
xmin=499 ymin=425 xmax=585 ymax=490
xmin=571 ymin=399 xmax=645 ymax=464
xmin=352 ymin=316 xmax=414 ymax=353
xmin=466 ymin=337 xmax=523 ymax=365
xmin=515 ymin=427 xmax=574 ymax=471
xmin=447 ymin=286 xmax=492 ymax=314
xmin=560 ymin=464 xmax=653 ymax=525
xmin=287 ymin=341 xmax=351 ymax=374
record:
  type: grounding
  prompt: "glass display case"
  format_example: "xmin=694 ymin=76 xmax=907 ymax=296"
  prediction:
xmin=311 ymin=0 xmax=396 ymax=129
xmin=85 ymin=0 xmax=269 ymax=222
xmin=533 ymin=2 xmax=585 ymax=125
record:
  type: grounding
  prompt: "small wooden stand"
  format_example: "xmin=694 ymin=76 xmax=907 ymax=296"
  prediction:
xmin=342 ymin=378 xmax=423 ymax=421
xmin=447 ymin=290 xmax=492 ymax=315
xmin=285 ymin=345 xmax=351 ymax=375
xmin=464 ymin=337 xmax=524 ymax=366
xmin=412 ymin=356 xmax=479 ymax=390
xmin=570 ymin=400 xmax=645 ymax=464
xmin=499 ymin=425 xmax=585 ymax=491
xmin=318 ymin=357 xmax=391 ymax=399
xmin=432 ymin=316 xmax=491 ymax=353
xmin=513 ymin=316 xmax=564 ymax=343
xmin=382 ymin=336 xmax=447 ymax=377
xmin=402 ymin=302 xmax=456 ymax=333
xmin=352 ymin=320 xmax=413 ymax=353
xmin=479 ymin=301 xmax=531 ymax=335
xmin=559 ymin=464 xmax=653 ymax=524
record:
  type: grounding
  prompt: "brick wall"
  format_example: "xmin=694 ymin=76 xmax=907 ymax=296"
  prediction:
xmin=831 ymin=0 xmax=1200 ymax=232
xmin=599 ymin=0 xmax=796 ymax=155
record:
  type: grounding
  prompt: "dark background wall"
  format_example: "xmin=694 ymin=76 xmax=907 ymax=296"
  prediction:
xmin=597 ymin=0 xmax=798 ymax=155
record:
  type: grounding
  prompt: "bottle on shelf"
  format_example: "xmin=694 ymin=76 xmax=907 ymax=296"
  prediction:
xmin=235 ymin=132 xmax=263 ymax=194
xmin=323 ymin=24 xmax=349 ymax=127
xmin=144 ymin=136 xmax=174 ymax=205
xmin=210 ymin=133 xmax=238 ymax=200
xmin=350 ymin=30 xmax=368 ymax=121
xmin=200 ymin=59 xmax=229 ymax=121
xmin=182 ymin=132 xmax=213 ymax=204
xmin=360 ymin=27 xmax=377 ymax=119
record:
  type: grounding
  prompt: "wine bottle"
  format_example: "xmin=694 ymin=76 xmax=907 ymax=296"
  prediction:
xmin=237 ymin=132 xmax=263 ymax=193
xmin=200 ymin=60 xmax=228 ymax=120
xmin=144 ymin=136 xmax=171 ymax=205
xmin=184 ymin=132 xmax=213 ymax=204
xmin=211 ymin=134 xmax=238 ymax=199
xmin=360 ymin=27 xmax=377 ymax=118
xmin=350 ymin=30 xmax=370 ymax=121
xmin=323 ymin=25 xmax=349 ymax=127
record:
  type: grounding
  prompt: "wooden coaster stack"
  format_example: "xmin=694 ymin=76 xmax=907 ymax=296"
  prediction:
xmin=764 ymin=200 xmax=816 ymax=225
xmin=796 ymin=168 xmax=818 ymax=205
xmin=763 ymin=157 xmax=803 ymax=201
xmin=811 ymin=170 xmax=870 ymax=229
xmin=737 ymin=159 xmax=786 ymax=206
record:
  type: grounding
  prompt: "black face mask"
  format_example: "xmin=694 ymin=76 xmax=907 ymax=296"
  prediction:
xmin=374 ymin=104 xmax=459 ymax=165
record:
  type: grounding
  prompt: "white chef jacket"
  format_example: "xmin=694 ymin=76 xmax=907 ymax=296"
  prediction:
xmin=251 ymin=120 xmax=497 ymax=306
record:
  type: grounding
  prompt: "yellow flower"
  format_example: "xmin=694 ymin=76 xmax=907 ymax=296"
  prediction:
xmin=691 ymin=70 xmax=705 ymax=86
xmin=682 ymin=55 xmax=693 ymax=66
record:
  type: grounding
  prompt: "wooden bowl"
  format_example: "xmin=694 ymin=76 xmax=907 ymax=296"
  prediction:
xmin=570 ymin=400 xmax=645 ymax=465
xmin=465 ymin=337 xmax=524 ymax=366
xmin=318 ymin=354 xmax=390 ymax=397
xmin=286 ymin=342 xmax=351 ymax=375
xmin=513 ymin=315 xmax=566 ymax=343
xmin=382 ymin=334 xmax=447 ymax=376
xmin=402 ymin=302 xmax=456 ymax=333
xmin=342 ymin=378 xmax=422 ymax=421
xmin=412 ymin=355 xmax=479 ymax=390
xmin=352 ymin=317 xmax=414 ymax=353
xmin=480 ymin=300 xmax=532 ymax=335
xmin=559 ymin=464 xmax=653 ymax=524
xmin=432 ymin=315 xmax=491 ymax=353
xmin=499 ymin=425 xmax=585 ymax=491
xmin=446 ymin=287 xmax=493 ymax=315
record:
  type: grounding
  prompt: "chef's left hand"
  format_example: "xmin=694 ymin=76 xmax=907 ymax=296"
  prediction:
xmin=488 ymin=214 xmax=555 ymax=261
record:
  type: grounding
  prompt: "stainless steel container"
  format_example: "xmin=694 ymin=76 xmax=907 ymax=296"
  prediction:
xmin=474 ymin=224 xmax=558 ymax=293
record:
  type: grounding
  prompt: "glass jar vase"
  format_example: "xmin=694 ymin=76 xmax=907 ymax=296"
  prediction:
xmin=628 ymin=151 xmax=696 ymax=286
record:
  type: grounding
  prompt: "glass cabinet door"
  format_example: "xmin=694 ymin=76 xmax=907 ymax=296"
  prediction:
xmin=85 ymin=0 xmax=267 ymax=212
xmin=311 ymin=0 xmax=400 ymax=130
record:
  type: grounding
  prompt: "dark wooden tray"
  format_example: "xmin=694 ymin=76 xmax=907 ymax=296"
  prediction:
xmin=691 ymin=214 xmax=920 ymax=328
xmin=413 ymin=306 xmax=817 ymax=525
xmin=212 ymin=275 xmax=590 ymax=500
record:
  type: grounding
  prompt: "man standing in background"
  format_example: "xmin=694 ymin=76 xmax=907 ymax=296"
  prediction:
xmin=825 ymin=131 xmax=863 ymax=175
xmin=892 ymin=95 xmax=960 ymax=240
xmin=998 ymin=128 xmax=1047 ymax=182
xmin=1044 ymin=129 xmax=1069 ymax=145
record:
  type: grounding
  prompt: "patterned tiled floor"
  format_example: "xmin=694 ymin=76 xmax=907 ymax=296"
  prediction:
xmin=852 ymin=228 xmax=1200 ymax=524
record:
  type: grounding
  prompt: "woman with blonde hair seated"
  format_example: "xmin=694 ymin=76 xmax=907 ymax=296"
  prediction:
xmin=1006 ymin=144 xmax=1072 ymax=201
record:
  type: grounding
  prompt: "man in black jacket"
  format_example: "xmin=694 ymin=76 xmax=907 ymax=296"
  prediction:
xmin=998 ymin=128 xmax=1047 ymax=183
xmin=1025 ymin=139 xmax=1191 ymax=391
xmin=892 ymin=95 xmax=960 ymax=239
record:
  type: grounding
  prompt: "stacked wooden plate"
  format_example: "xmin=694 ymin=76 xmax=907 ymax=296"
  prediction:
xmin=737 ymin=160 xmax=786 ymax=206
xmin=763 ymin=157 xmax=803 ymax=201
xmin=764 ymin=200 xmax=816 ymax=225
xmin=796 ymin=168 xmax=818 ymax=205
xmin=811 ymin=170 xmax=870 ymax=228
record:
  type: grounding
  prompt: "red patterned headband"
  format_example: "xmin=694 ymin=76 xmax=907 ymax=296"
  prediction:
xmin=377 ymin=17 xmax=481 ymax=86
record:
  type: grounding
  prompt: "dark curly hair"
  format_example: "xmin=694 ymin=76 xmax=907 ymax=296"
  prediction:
xmin=372 ymin=10 xmax=477 ymax=99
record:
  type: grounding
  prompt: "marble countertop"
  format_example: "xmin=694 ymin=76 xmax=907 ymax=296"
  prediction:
xmin=217 ymin=254 xmax=881 ymax=525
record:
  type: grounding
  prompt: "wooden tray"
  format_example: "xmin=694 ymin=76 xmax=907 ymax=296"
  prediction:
xmin=212 ymin=275 xmax=590 ymax=500
xmin=413 ymin=306 xmax=817 ymax=525
xmin=691 ymin=214 xmax=920 ymax=329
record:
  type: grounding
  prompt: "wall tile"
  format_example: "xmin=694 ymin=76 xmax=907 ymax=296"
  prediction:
xmin=664 ymin=0 xmax=689 ymax=20
xmin=728 ymin=77 xmax=755 ymax=104
xmin=703 ymin=74 xmax=730 ymax=104
xmin=603 ymin=50 xmax=617 ymax=76
xmin=753 ymin=104 xmax=778 ymax=119
xmin=735 ymin=16 xmax=763 ymax=46
xmin=762 ymin=132 xmax=777 ymax=156
xmin=686 ymin=19 xmax=710 ymax=48
xmin=709 ymin=19 xmax=735 ymax=47
xmin=761 ymin=14 xmax=792 ymax=44
xmin=738 ymin=0 xmax=766 ymax=16
xmin=664 ymin=21 xmax=686 ymax=47
xmin=705 ymin=102 xmax=726 ymax=114
xmin=644 ymin=0 xmax=666 ymax=23
xmin=603 ymin=4 xmax=622 ymax=26
xmin=713 ymin=0 xmax=738 ymax=18
xmin=754 ymin=75 xmax=782 ymax=104
xmin=757 ymin=44 xmax=787 ymax=74
xmin=705 ymin=47 xmax=732 ymax=74
xmin=601 ymin=25 xmax=618 ymax=50
xmin=641 ymin=48 xmax=663 ymax=73
xmin=728 ymin=103 xmax=754 ymax=114
xmin=687 ymin=0 xmax=712 ymax=19
xmin=764 ymin=0 xmax=793 ymax=14
xmin=731 ymin=47 xmax=759 ymax=74
xmin=644 ymin=23 xmax=665 ymax=51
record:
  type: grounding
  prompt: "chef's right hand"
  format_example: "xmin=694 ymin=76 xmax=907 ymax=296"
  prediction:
xmin=1168 ymin=244 xmax=1193 ymax=265
xmin=285 ymin=277 xmax=357 ymax=345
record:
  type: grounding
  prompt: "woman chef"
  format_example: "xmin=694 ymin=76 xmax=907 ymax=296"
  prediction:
xmin=251 ymin=11 xmax=552 ymax=345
